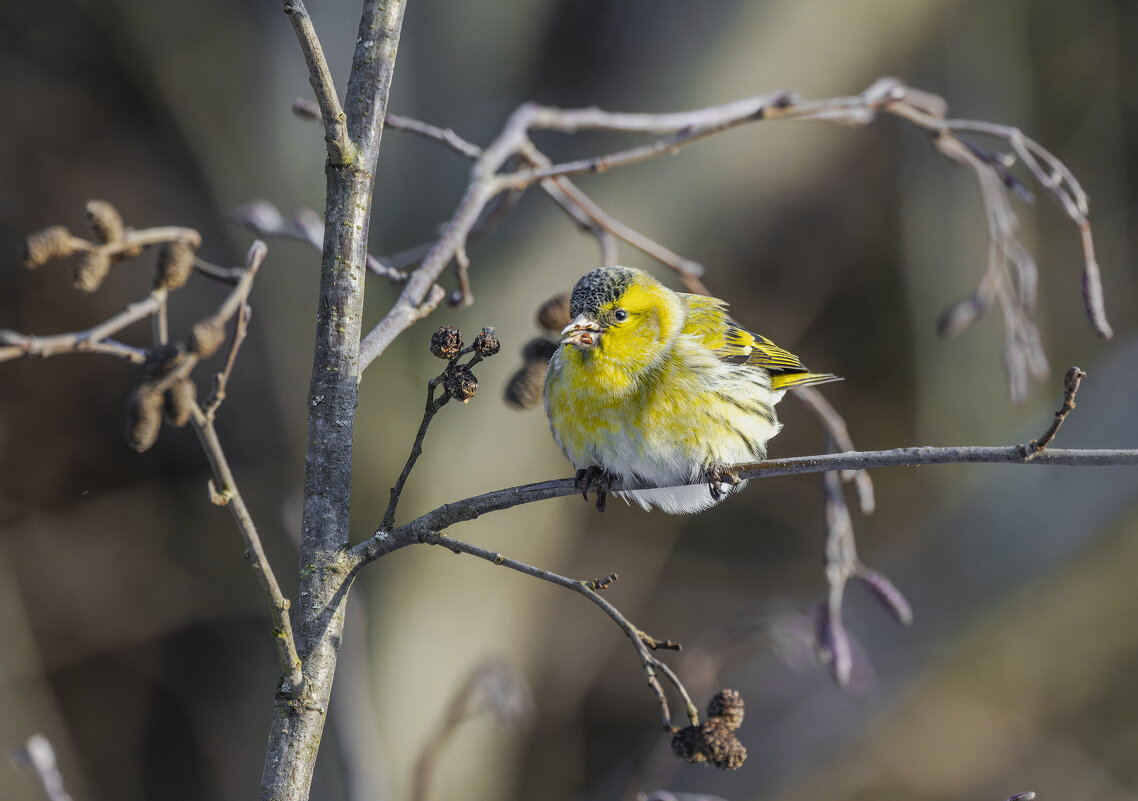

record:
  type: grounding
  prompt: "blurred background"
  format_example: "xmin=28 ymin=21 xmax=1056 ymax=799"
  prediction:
xmin=2 ymin=0 xmax=1137 ymax=799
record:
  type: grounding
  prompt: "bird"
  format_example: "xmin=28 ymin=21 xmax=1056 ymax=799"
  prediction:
xmin=543 ymin=266 xmax=839 ymax=514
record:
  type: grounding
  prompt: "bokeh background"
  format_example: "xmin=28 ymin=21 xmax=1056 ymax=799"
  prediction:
xmin=2 ymin=0 xmax=1138 ymax=799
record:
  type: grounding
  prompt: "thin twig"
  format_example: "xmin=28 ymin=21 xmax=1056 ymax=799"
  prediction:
xmin=793 ymin=386 xmax=875 ymax=514
xmin=382 ymin=378 xmax=450 ymax=530
xmin=194 ymin=256 xmax=245 ymax=284
xmin=0 ymin=293 xmax=163 ymax=363
xmin=204 ymin=300 xmax=252 ymax=419
xmin=191 ymin=400 xmax=304 ymax=694
xmin=282 ymin=0 xmax=354 ymax=163
xmin=816 ymin=450 xmax=911 ymax=689
xmin=229 ymin=201 xmax=413 ymax=284
xmin=416 ymin=531 xmax=697 ymax=730
xmin=1024 ymin=366 xmax=1086 ymax=460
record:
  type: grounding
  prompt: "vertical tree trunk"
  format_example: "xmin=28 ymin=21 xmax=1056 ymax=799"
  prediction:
xmin=259 ymin=1 xmax=406 ymax=798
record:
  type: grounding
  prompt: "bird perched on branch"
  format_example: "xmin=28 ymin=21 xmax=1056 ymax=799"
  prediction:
xmin=544 ymin=266 xmax=839 ymax=513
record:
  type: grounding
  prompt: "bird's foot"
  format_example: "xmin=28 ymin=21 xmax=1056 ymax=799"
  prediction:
xmin=575 ymin=465 xmax=612 ymax=512
xmin=704 ymin=464 xmax=741 ymax=501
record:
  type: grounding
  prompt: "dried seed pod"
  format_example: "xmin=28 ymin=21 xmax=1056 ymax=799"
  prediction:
xmin=163 ymin=378 xmax=196 ymax=427
xmin=85 ymin=200 xmax=124 ymax=244
xmin=706 ymin=689 xmax=744 ymax=730
xmin=503 ymin=359 xmax=547 ymax=410
xmin=156 ymin=239 xmax=196 ymax=290
xmin=73 ymin=250 xmax=113 ymax=293
xmin=23 ymin=226 xmax=75 ymax=268
xmin=670 ymin=725 xmax=706 ymax=764
xmin=698 ymin=719 xmax=746 ymax=770
xmin=126 ymin=386 xmax=164 ymax=452
xmin=187 ymin=319 xmax=227 ymax=358
xmin=522 ymin=337 xmax=558 ymax=363
xmin=473 ymin=326 xmax=501 ymax=357
xmin=537 ymin=293 xmax=571 ymax=333
xmin=430 ymin=325 xmax=462 ymax=360
xmin=442 ymin=364 xmax=478 ymax=403
xmin=144 ymin=343 xmax=185 ymax=377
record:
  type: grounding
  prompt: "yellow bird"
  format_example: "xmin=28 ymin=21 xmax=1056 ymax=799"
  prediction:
xmin=544 ymin=266 xmax=839 ymax=513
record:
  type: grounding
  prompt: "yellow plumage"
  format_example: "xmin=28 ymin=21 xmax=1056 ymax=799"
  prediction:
xmin=543 ymin=266 xmax=838 ymax=513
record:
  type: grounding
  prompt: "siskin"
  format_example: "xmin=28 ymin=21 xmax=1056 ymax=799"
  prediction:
xmin=544 ymin=266 xmax=839 ymax=514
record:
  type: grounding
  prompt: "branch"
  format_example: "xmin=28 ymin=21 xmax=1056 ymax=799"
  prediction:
xmin=1024 ymin=366 xmax=1086 ymax=459
xmin=282 ymin=0 xmax=354 ymax=163
xmin=351 ymin=79 xmax=1108 ymax=399
xmin=191 ymin=400 xmax=304 ymax=693
xmin=351 ymin=445 xmax=1138 ymax=568
xmin=815 ymin=451 xmax=911 ymax=689
xmin=416 ymin=531 xmax=698 ymax=731
xmin=793 ymin=386 xmax=875 ymax=514
xmin=267 ymin=1 xmax=408 ymax=796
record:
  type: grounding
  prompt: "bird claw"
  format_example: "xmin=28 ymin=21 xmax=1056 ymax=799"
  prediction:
xmin=705 ymin=464 xmax=741 ymax=501
xmin=575 ymin=466 xmax=611 ymax=512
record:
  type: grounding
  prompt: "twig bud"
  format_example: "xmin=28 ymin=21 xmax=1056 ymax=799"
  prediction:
xmin=126 ymin=386 xmax=163 ymax=452
xmin=473 ymin=326 xmax=500 ymax=357
xmin=23 ymin=226 xmax=75 ymax=268
xmin=443 ymin=364 xmax=478 ymax=403
xmin=706 ymin=689 xmax=744 ymax=730
xmin=156 ymin=239 xmax=197 ymax=290
xmin=73 ymin=250 xmax=113 ymax=293
xmin=188 ymin=319 xmax=227 ymax=358
xmin=537 ymin=293 xmax=571 ymax=333
xmin=85 ymin=200 xmax=124 ymax=244
xmin=430 ymin=325 xmax=462 ymax=359
xmin=164 ymin=378 xmax=196 ymax=427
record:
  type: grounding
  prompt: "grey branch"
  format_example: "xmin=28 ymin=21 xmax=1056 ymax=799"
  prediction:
xmin=283 ymin=0 xmax=353 ymax=162
xmin=351 ymin=446 xmax=1138 ymax=569
xmin=414 ymin=531 xmax=698 ymax=731
xmin=352 ymin=79 xmax=1109 ymax=397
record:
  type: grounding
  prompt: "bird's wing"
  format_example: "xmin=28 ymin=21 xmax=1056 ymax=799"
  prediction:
xmin=680 ymin=294 xmax=841 ymax=390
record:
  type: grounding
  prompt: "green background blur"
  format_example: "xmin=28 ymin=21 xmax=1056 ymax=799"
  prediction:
xmin=2 ymin=0 xmax=1138 ymax=799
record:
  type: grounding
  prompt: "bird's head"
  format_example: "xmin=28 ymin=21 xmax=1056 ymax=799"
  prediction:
xmin=560 ymin=266 xmax=684 ymax=378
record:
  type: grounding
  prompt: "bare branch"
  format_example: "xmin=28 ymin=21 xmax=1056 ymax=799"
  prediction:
xmin=1024 ymin=366 xmax=1086 ymax=459
xmin=351 ymin=445 xmax=1138 ymax=570
xmin=203 ymin=298 xmax=252 ymax=419
xmin=382 ymin=376 xmax=450 ymax=531
xmin=192 ymin=399 xmax=304 ymax=693
xmin=356 ymin=79 xmax=1107 ymax=383
xmin=0 ymin=293 xmax=162 ymax=363
xmin=282 ymin=0 xmax=354 ymax=163
xmin=415 ymin=530 xmax=698 ymax=731
xmin=793 ymin=386 xmax=875 ymax=514
xmin=816 ymin=457 xmax=911 ymax=689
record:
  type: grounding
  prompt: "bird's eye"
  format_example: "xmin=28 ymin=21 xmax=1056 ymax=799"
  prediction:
xmin=613 ymin=309 xmax=629 ymax=323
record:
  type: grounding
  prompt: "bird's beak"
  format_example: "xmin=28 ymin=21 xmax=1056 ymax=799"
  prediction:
xmin=561 ymin=314 xmax=601 ymax=350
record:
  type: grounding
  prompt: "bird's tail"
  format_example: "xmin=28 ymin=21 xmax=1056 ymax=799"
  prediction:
xmin=770 ymin=372 xmax=842 ymax=391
